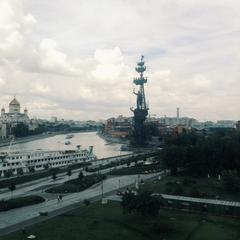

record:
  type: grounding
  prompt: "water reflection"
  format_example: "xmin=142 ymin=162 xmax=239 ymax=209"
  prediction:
xmin=0 ymin=132 xmax=131 ymax=159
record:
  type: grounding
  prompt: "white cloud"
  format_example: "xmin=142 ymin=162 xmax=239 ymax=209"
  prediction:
xmin=92 ymin=47 xmax=126 ymax=82
xmin=23 ymin=13 xmax=37 ymax=28
xmin=0 ymin=0 xmax=239 ymax=121
xmin=39 ymin=38 xmax=72 ymax=74
xmin=0 ymin=77 xmax=5 ymax=86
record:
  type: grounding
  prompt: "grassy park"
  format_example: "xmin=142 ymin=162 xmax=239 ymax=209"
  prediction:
xmin=141 ymin=174 xmax=240 ymax=201
xmin=1 ymin=201 xmax=240 ymax=240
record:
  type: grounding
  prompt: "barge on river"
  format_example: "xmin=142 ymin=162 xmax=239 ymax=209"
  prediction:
xmin=0 ymin=146 xmax=96 ymax=177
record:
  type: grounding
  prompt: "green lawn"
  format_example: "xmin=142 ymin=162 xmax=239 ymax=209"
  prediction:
xmin=141 ymin=175 xmax=240 ymax=201
xmin=2 ymin=202 xmax=240 ymax=240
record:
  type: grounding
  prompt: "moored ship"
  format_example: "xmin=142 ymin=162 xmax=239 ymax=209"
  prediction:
xmin=0 ymin=145 xmax=96 ymax=177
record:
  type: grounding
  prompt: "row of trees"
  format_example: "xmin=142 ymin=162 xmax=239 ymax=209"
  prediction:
xmin=122 ymin=191 xmax=161 ymax=217
xmin=12 ymin=123 xmax=45 ymax=138
xmin=12 ymin=122 xmax=100 ymax=138
xmin=162 ymin=131 xmax=240 ymax=176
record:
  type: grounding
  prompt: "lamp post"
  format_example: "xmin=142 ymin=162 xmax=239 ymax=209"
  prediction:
xmin=101 ymin=180 xmax=104 ymax=199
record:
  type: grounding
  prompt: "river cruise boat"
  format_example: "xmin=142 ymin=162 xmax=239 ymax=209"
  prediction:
xmin=0 ymin=146 xmax=96 ymax=177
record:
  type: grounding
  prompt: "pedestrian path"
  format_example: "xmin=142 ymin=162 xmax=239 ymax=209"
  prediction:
xmin=160 ymin=194 xmax=240 ymax=207
xmin=0 ymin=173 xmax=159 ymax=233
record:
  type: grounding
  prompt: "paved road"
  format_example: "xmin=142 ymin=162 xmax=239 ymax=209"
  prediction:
xmin=0 ymin=172 xmax=162 ymax=234
xmin=0 ymin=162 xmax=129 ymax=200
xmin=0 ymin=151 xmax=139 ymax=198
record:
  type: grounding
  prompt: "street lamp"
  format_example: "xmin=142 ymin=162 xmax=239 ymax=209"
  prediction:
xmin=118 ymin=179 xmax=121 ymax=190
xmin=101 ymin=180 xmax=104 ymax=199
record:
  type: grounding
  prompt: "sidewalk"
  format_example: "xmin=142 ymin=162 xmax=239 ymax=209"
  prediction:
xmin=160 ymin=193 xmax=240 ymax=207
xmin=0 ymin=173 xmax=160 ymax=235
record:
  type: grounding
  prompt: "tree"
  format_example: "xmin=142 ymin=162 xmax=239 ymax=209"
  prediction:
xmin=17 ymin=168 xmax=24 ymax=176
xmin=67 ymin=169 xmax=72 ymax=179
xmin=52 ymin=173 xmax=57 ymax=181
xmin=222 ymin=170 xmax=240 ymax=193
xmin=43 ymin=164 xmax=49 ymax=171
xmin=121 ymin=191 xmax=137 ymax=214
xmin=136 ymin=191 xmax=161 ymax=217
xmin=161 ymin=131 xmax=240 ymax=177
xmin=4 ymin=169 xmax=13 ymax=178
xmin=121 ymin=191 xmax=161 ymax=217
xmin=78 ymin=171 xmax=84 ymax=180
xmin=162 ymin=145 xmax=185 ymax=175
xmin=83 ymin=199 xmax=91 ymax=206
xmin=12 ymin=123 xmax=29 ymax=137
xmin=9 ymin=183 xmax=16 ymax=199
xmin=28 ymin=166 xmax=35 ymax=173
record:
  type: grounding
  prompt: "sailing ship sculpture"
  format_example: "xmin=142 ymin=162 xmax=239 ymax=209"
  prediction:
xmin=131 ymin=56 xmax=149 ymax=145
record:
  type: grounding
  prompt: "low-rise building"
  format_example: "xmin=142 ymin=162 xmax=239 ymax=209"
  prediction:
xmin=104 ymin=115 xmax=132 ymax=138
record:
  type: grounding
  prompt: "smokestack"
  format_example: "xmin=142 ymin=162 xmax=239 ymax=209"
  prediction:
xmin=177 ymin=107 xmax=180 ymax=125
xmin=89 ymin=146 xmax=93 ymax=154
xmin=177 ymin=107 xmax=180 ymax=119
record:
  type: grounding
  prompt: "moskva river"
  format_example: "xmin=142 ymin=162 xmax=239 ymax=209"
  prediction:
xmin=0 ymin=132 xmax=131 ymax=159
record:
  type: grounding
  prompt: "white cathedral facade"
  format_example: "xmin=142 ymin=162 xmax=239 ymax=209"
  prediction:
xmin=0 ymin=97 xmax=31 ymax=139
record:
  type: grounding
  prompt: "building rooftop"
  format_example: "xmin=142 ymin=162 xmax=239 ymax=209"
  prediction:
xmin=9 ymin=97 xmax=20 ymax=106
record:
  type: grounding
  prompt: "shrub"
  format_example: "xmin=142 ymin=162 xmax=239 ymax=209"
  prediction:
xmin=122 ymin=191 xmax=161 ymax=217
xmin=151 ymin=222 xmax=172 ymax=234
xmin=222 ymin=170 xmax=240 ymax=193
xmin=46 ymin=174 xmax=106 ymax=193
xmin=182 ymin=178 xmax=196 ymax=185
xmin=0 ymin=195 xmax=45 ymax=211
xmin=189 ymin=187 xmax=200 ymax=197
xmin=172 ymin=185 xmax=184 ymax=195
xmin=83 ymin=199 xmax=91 ymax=206
xmin=0 ymin=162 xmax=90 ymax=189
xmin=165 ymin=181 xmax=175 ymax=186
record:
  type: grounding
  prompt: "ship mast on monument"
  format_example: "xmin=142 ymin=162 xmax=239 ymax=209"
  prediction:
xmin=131 ymin=55 xmax=149 ymax=145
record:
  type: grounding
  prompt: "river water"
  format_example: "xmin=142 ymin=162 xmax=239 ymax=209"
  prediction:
xmin=0 ymin=132 xmax=131 ymax=159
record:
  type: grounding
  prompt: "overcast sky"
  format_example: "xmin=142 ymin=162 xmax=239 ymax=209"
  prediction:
xmin=0 ymin=0 xmax=239 ymax=121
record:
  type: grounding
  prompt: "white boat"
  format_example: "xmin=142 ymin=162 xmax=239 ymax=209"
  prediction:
xmin=0 ymin=146 xmax=96 ymax=177
xmin=66 ymin=134 xmax=74 ymax=139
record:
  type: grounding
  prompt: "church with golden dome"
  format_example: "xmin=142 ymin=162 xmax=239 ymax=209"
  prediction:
xmin=0 ymin=97 xmax=30 ymax=138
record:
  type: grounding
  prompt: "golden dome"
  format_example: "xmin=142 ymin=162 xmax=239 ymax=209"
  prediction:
xmin=9 ymin=97 xmax=20 ymax=106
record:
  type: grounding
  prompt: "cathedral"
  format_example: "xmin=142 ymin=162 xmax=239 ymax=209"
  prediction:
xmin=0 ymin=97 xmax=30 ymax=139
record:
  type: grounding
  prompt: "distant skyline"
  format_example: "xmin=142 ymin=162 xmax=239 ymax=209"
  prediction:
xmin=0 ymin=0 xmax=239 ymax=121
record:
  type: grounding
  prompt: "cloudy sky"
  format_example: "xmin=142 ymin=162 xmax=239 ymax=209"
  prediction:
xmin=0 ymin=0 xmax=239 ymax=121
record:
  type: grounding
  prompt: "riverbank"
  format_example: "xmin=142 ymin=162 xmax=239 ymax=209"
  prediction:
xmin=97 ymin=132 xmax=130 ymax=145
xmin=98 ymin=133 xmax=161 ymax=153
xmin=0 ymin=130 xmax=97 ymax=148
xmin=0 ymin=133 xmax=58 ymax=148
